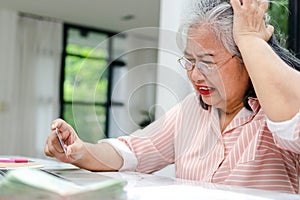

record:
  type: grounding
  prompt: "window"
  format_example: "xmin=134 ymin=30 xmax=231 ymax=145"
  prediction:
xmin=287 ymin=0 xmax=300 ymax=57
xmin=60 ymin=24 xmax=125 ymax=143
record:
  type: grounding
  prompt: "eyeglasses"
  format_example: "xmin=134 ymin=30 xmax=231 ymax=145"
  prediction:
xmin=177 ymin=55 xmax=235 ymax=75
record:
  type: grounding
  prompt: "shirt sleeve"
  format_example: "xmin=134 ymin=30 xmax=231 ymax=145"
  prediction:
xmin=99 ymin=94 xmax=192 ymax=173
xmin=117 ymin=101 xmax=182 ymax=173
xmin=267 ymin=110 xmax=300 ymax=154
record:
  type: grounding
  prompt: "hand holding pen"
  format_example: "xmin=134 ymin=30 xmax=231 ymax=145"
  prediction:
xmin=45 ymin=119 xmax=84 ymax=163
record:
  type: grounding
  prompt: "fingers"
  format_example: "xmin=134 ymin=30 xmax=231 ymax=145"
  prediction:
xmin=230 ymin=0 xmax=242 ymax=10
xmin=259 ymin=0 xmax=269 ymax=12
xmin=267 ymin=25 xmax=274 ymax=35
xmin=45 ymin=130 xmax=66 ymax=157
xmin=51 ymin=118 xmax=77 ymax=144
xmin=231 ymin=0 xmax=272 ymax=43
xmin=45 ymin=119 xmax=83 ymax=163
xmin=45 ymin=130 xmax=78 ymax=163
xmin=265 ymin=24 xmax=274 ymax=40
xmin=51 ymin=118 xmax=72 ymax=133
xmin=51 ymin=118 xmax=63 ymax=130
xmin=231 ymin=0 xmax=269 ymax=11
xmin=242 ymin=0 xmax=251 ymax=7
xmin=44 ymin=142 xmax=53 ymax=157
xmin=46 ymin=118 xmax=88 ymax=164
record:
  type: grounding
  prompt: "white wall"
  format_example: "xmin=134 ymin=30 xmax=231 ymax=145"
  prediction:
xmin=154 ymin=0 xmax=192 ymax=178
xmin=155 ymin=0 xmax=192 ymax=119
xmin=109 ymin=29 xmax=159 ymax=137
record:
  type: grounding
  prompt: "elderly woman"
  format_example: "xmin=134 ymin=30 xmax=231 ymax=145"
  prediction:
xmin=45 ymin=0 xmax=300 ymax=194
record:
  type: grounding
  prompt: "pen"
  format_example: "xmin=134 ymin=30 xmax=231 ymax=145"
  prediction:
xmin=0 ymin=158 xmax=29 ymax=163
xmin=55 ymin=128 xmax=68 ymax=157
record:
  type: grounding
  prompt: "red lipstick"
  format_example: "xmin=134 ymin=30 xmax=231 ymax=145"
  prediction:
xmin=196 ymin=85 xmax=215 ymax=95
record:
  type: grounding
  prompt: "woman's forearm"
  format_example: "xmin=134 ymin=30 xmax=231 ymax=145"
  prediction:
xmin=237 ymin=36 xmax=300 ymax=122
xmin=71 ymin=142 xmax=124 ymax=171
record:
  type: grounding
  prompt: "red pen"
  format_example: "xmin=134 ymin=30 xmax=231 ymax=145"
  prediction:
xmin=0 ymin=158 xmax=29 ymax=163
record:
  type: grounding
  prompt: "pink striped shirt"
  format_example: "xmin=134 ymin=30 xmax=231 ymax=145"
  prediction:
xmin=115 ymin=93 xmax=300 ymax=193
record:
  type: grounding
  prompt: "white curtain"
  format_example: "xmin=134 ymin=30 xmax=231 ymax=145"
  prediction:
xmin=0 ymin=10 xmax=62 ymax=157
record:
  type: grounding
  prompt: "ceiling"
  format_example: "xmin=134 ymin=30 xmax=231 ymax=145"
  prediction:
xmin=0 ymin=0 xmax=161 ymax=34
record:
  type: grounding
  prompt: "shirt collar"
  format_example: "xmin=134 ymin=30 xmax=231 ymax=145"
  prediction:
xmin=247 ymin=97 xmax=261 ymax=114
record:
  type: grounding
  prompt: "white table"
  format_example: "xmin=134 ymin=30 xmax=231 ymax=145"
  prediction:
xmin=1 ymin=156 xmax=299 ymax=200
xmin=100 ymin=171 xmax=300 ymax=200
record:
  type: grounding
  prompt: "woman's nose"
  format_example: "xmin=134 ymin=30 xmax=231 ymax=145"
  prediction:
xmin=189 ymin=67 xmax=206 ymax=82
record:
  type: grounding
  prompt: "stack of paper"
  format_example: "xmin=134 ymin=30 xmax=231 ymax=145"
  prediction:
xmin=0 ymin=168 xmax=127 ymax=200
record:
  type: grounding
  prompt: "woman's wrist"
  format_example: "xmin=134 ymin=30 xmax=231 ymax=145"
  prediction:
xmin=234 ymin=35 xmax=266 ymax=49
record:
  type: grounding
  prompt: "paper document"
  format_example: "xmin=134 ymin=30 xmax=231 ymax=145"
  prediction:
xmin=0 ymin=168 xmax=127 ymax=200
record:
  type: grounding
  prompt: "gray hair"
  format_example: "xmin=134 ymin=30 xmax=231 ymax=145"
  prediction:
xmin=177 ymin=0 xmax=300 ymax=110
xmin=177 ymin=0 xmax=244 ymax=60
xmin=178 ymin=0 xmax=273 ymax=61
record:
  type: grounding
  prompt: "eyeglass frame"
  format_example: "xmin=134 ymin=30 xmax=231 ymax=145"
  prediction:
xmin=177 ymin=54 xmax=236 ymax=75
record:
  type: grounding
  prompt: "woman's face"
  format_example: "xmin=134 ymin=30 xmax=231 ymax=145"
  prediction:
xmin=185 ymin=25 xmax=250 ymax=112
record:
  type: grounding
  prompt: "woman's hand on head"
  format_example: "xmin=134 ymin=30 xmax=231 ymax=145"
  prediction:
xmin=44 ymin=118 xmax=85 ymax=163
xmin=230 ymin=0 xmax=274 ymax=45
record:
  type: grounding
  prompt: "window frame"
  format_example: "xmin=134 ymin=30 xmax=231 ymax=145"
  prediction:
xmin=288 ymin=0 xmax=300 ymax=58
xmin=59 ymin=23 xmax=125 ymax=138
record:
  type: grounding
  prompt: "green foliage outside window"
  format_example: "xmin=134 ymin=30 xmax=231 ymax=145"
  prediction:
xmin=63 ymin=41 xmax=109 ymax=143
xmin=64 ymin=44 xmax=109 ymax=104
xmin=66 ymin=44 xmax=107 ymax=58
xmin=267 ymin=0 xmax=289 ymax=46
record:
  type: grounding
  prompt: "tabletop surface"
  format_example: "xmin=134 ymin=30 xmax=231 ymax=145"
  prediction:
xmin=0 ymin=156 xmax=299 ymax=200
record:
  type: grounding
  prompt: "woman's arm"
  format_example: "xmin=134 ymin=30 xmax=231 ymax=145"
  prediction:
xmin=68 ymin=142 xmax=123 ymax=171
xmin=231 ymin=0 xmax=300 ymax=122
